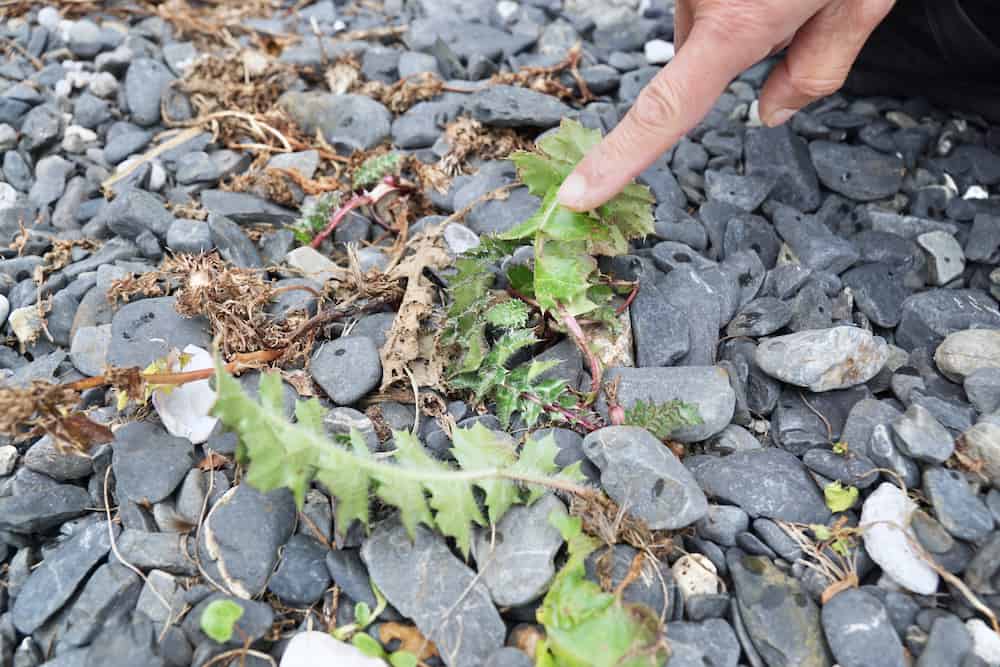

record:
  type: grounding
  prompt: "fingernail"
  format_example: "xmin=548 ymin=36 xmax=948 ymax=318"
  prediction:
xmin=557 ymin=172 xmax=587 ymax=208
xmin=765 ymin=107 xmax=797 ymax=127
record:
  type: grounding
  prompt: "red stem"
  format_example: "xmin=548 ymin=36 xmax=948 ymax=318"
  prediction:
xmin=521 ymin=392 xmax=601 ymax=432
xmin=560 ymin=308 xmax=602 ymax=398
xmin=615 ymin=282 xmax=640 ymax=315
xmin=310 ymin=194 xmax=371 ymax=249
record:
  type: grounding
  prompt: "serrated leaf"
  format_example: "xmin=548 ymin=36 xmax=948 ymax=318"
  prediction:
xmin=506 ymin=264 xmax=535 ymax=297
xmin=535 ymin=240 xmax=597 ymax=314
xmin=536 ymin=119 xmax=601 ymax=165
xmin=501 ymin=190 xmax=609 ymax=245
xmin=624 ymin=398 xmax=702 ymax=441
xmin=484 ymin=328 xmax=538 ymax=369
xmin=511 ymin=150 xmax=571 ymax=197
xmin=353 ymin=152 xmax=401 ymax=189
xmin=510 ymin=433 xmax=561 ymax=503
xmin=485 ymin=299 xmax=530 ymax=328
xmin=316 ymin=430 xmax=374 ymax=532
xmin=451 ymin=423 xmax=519 ymax=523
xmin=200 ymin=599 xmax=244 ymax=644
xmin=824 ymin=481 xmax=859 ymax=513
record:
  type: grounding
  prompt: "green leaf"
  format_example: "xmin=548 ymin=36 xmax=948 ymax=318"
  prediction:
xmin=824 ymin=481 xmax=859 ymax=513
xmin=501 ymin=190 xmax=609 ymax=245
xmin=354 ymin=601 xmax=372 ymax=627
xmin=352 ymin=633 xmax=386 ymax=658
xmin=506 ymin=264 xmax=535 ymax=297
xmin=389 ymin=651 xmax=419 ymax=667
xmin=510 ymin=433 xmax=562 ymax=503
xmin=810 ymin=524 xmax=832 ymax=541
xmin=832 ymin=441 xmax=849 ymax=455
xmin=535 ymin=240 xmax=597 ymax=314
xmin=484 ymin=299 xmax=530 ymax=328
xmin=353 ymin=152 xmax=401 ymax=189
xmin=537 ymin=512 xmax=666 ymax=667
xmin=212 ymin=362 xmax=580 ymax=558
xmin=623 ymin=399 xmax=702 ymax=441
xmin=200 ymin=599 xmax=244 ymax=644
xmin=536 ymin=119 xmax=601 ymax=165
xmin=511 ymin=151 xmax=571 ymax=196
xmin=451 ymin=423 xmax=519 ymax=523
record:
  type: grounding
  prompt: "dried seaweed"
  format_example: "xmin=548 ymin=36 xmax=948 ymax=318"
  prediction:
xmin=437 ymin=117 xmax=533 ymax=176
xmin=0 ymin=381 xmax=112 ymax=452
xmin=489 ymin=43 xmax=593 ymax=102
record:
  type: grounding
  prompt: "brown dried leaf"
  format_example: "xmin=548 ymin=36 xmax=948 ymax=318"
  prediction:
xmin=376 ymin=622 xmax=439 ymax=660
xmin=379 ymin=238 xmax=451 ymax=391
xmin=198 ymin=452 xmax=230 ymax=471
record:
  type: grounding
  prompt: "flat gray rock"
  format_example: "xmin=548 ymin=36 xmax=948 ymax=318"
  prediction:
xmin=466 ymin=85 xmax=571 ymax=128
xmin=583 ymin=426 xmax=708 ymax=529
xmin=278 ymin=91 xmax=391 ymax=151
xmin=13 ymin=520 xmax=116 ymax=635
xmin=0 ymin=485 xmax=91 ymax=533
xmin=728 ymin=550 xmax=832 ymax=667
xmin=362 ymin=519 xmax=505 ymax=667
xmin=821 ymin=588 xmax=905 ymax=667
xmin=755 ymin=326 xmax=889 ymax=392
xmin=891 ymin=404 xmax=955 ymax=463
xmin=112 ymin=421 xmax=194 ymax=504
xmin=471 ymin=494 xmax=567 ymax=607
xmin=809 ymin=140 xmax=904 ymax=201
xmin=896 ymin=289 xmax=1000 ymax=351
xmin=106 ymin=296 xmax=211 ymax=369
xmin=311 ymin=336 xmax=382 ymax=405
xmin=934 ymin=329 xmax=1000 ymax=382
xmin=58 ymin=563 xmax=142 ymax=650
xmin=597 ymin=366 xmax=736 ymax=443
xmin=687 ymin=448 xmax=830 ymax=524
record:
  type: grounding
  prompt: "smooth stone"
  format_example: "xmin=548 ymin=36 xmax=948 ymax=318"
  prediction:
xmin=199 ymin=189 xmax=296 ymax=225
xmin=183 ymin=594 xmax=274 ymax=647
xmin=166 ymin=219 xmax=213 ymax=254
xmin=728 ymin=550 xmax=832 ymax=667
xmin=695 ymin=504 xmax=750 ymax=547
xmin=208 ymin=214 xmax=262 ymax=268
xmin=755 ymin=327 xmax=889 ymax=392
xmin=923 ymin=467 xmax=994 ymax=542
xmin=860 ymin=482 xmax=939 ymax=594
xmin=917 ymin=615 xmax=972 ymax=667
xmin=12 ymin=520 xmax=114 ymax=635
xmin=113 ymin=421 xmax=194 ymax=504
xmin=896 ymin=289 xmax=1000 ymax=351
xmin=967 ymin=619 xmax=1000 ymax=666
xmin=285 ymin=246 xmax=343 ymax=284
xmin=311 ymin=337 xmax=382 ymax=405
xmin=892 ymin=404 xmax=955 ymax=463
xmin=726 ymin=297 xmax=791 ymax=337
xmin=278 ymin=92 xmax=391 ymax=152
xmin=58 ymin=563 xmax=142 ymax=650
xmin=802 ymin=448 xmax=879 ymax=489
xmin=918 ymin=231 xmax=966 ymax=286
xmin=704 ymin=170 xmax=775 ymax=212
xmin=809 ymin=141 xmax=905 ymax=201
xmin=124 ymin=58 xmax=174 ymax=126
xmin=687 ymin=449 xmax=831 ymax=524
xmin=135 ymin=569 xmax=182 ymax=626
xmin=629 ymin=281 xmax=690 ymax=367
xmin=597 ymin=366 xmax=736 ymax=443
xmin=583 ymin=427 xmax=708 ymax=529
xmin=466 ymin=85 xmax=571 ymax=128
xmin=841 ymin=262 xmax=910 ymax=328
xmin=267 ymin=535 xmax=331 ymax=607
xmin=935 ymin=329 xmax=1000 ymax=382
xmin=106 ymin=189 xmax=174 ymax=239
xmin=667 ymin=619 xmax=740 ymax=667
xmin=771 ymin=204 xmax=860 ymax=274
xmin=962 ymin=422 xmax=1000 ymax=486
xmin=202 ymin=484 xmax=296 ymax=598
xmin=471 ymin=494 xmax=567 ymax=606
xmin=583 ymin=544 xmax=671 ymax=618
xmin=964 ymin=368 xmax=1000 ymax=413
xmin=115 ymin=530 xmax=196 ymax=576
xmin=643 ymin=39 xmax=674 ymax=64
xmin=361 ymin=519 xmax=505 ymax=667
xmin=23 ymin=435 xmax=91 ymax=481
xmin=868 ymin=423 xmax=921 ymax=489
xmin=0 ymin=485 xmax=91 ymax=533
xmin=69 ymin=324 xmax=111 ymax=377
xmin=821 ymin=588 xmax=906 ymax=667
xmin=672 ymin=553 xmax=719 ymax=599
xmin=280 ymin=632 xmax=385 ymax=667
xmin=29 ymin=156 xmax=73 ymax=207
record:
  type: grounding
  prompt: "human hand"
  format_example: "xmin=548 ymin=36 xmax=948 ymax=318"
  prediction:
xmin=557 ymin=0 xmax=896 ymax=211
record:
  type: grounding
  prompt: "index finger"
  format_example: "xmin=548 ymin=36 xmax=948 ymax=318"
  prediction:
xmin=557 ymin=19 xmax=764 ymax=211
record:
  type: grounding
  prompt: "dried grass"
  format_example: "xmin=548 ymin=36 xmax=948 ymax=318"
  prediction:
xmin=437 ymin=117 xmax=533 ymax=176
xmin=0 ymin=381 xmax=113 ymax=451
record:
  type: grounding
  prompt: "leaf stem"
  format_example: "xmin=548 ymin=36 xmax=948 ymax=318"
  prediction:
xmin=520 ymin=392 xmax=601 ymax=432
xmin=560 ymin=307 xmax=602 ymax=399
xmin=310 ymin=193 xmax=371 ymax=248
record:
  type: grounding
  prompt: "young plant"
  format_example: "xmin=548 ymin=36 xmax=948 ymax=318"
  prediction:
xmin=624 ymin=399 xmax=702 ymax=441
xmin=499 ymin=119 xmax=655 ymax=392
xmin=200 ymin=599 xmax=244 ymax=643
xmin=353 ymin=152 xmax=401 ymax=190
xmin=290 ymin=192 xmax=341 ymax=245
xmin=536 ymin=512 xmax=668 ymax=666
xmin=211 ymin=364 xmax=589 ymax=556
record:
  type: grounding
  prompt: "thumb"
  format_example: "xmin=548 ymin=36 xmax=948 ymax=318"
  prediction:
xmin=558 ymin=20 xmax=759 ymax=211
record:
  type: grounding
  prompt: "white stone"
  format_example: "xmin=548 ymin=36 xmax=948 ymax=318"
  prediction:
xmin=644 ymin=39 xmax=675 ymax=65
xmin=935 ymin=329 xmax=1000 ymax=381
xmin=961 ymin=422 xmax=1000 ymax=487
xmin=8 ymin=305 xmax=42 ymax=346
xmin=148 ymin=160 xmax=166 ymax=191
xmin=443 ymin=222 xmax=479 ymax=255
xmin=755 ymin=326 xmax=889 ymax=392
xmin=37 ymin=7 xmax=61 ymax=30
xmin=88 ymin=71 xmax=119 ymax=97
xmin=62 ymin=125 xmax=98 ymax=153
xmin=285 ymin=246 xmax=344 ymax=284
xmin=280 ymin=631 xmax=385 ymax=667
xmin=151 ymin=345 xmax=218 ymax=445
xmin=54 ymin=78 xmax=72 ymax=99
xmin=917 ymin=230 xmax=966 ymax=286
xmin=671 ymin=553 xmax=718 ymax=600
xmin=496 ymin=0 xmax=520 ymax=22
xmin=967 ymin=619 xmax=1000 ymax=666
xmin=964 ymin=185 xmax=989 ymax=200
xmin=0 ymin=445 xmax=18 ymax=476
xmin=860 ymin=483 xmax=939 ymax=595
xmin=746 ymin=99 xmax=762 ymax=128
xmin=0 ymin=294 xmax=9 ymax=327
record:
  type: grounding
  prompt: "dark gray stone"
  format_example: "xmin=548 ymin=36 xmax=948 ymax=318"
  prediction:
xmin=106 ymin=189 xmax=174 ymax=239
xmin=892 ymin=404 xmax=955 ymax=463
xmin=630 ymin=281 xmax=689 ymax=367
xmin=199 ymin=190 xmax=296 ymax=225
xmin=771 ymin=204 xmax=859 ymax=274
xmin=728 ymin=550 xmax=832 ymax=667
xmin=278 ymin=92 xmax=391 ymax=152
xmin=584 ymin=544 xmax=672 ymax=618
xmin=0 ymin=485 xmax=91 ymax=533
xmin=842 ymin=262 xmax=911 ymax=328
xmin=23 ymin=436 xmax=92 ymax=481
xmin=667 ymin=619 xmax=741 ymax=667
xmin=745 ymin=124 xmax=821 ymax=211
xmin=267 ymin=535 xmax=331 ymax=607
xmin=208 ymin=214 xmax=262 ymax=268
xmin=12 ymin=520 xmax=115 ymax=634
xmin=896 ymin=289 xmax=1000 ymax=351
xmin=695 ymin=504 xmax=750 ymax=547
xmin=361 ymin=520 xmax=505 ymax=667
xmin=103 ymin=130 xmax=152 ymax=165
xmin=112 ymin=421 xmax=194 ymax=504
xmin=809 ymin=140 xmax=905 ymax=202
xmin=311 ymin=336 xmax=381 ymax=405
xmin=124 ymin=58 xmax=175 ymax=126
xmin=583 ymin=427 xmax=708 ymax=529
xmin=965 ymin=368 xmax=1000 ymax=414
xmin=726 ymin=297 xmax=791 ymax=337
xmin=84 ymin=616 xmax=165 ymax=667
xmin=916 ymin=615 xmax=972 ymax=667
xmin=923 ymin=468 xmax=994 ymax=542
xmin=183 ymin=594 xmax=274 ymax=648
xmin=821 ymin=588 xmax=906 ymax=667
xmin=165 ymin=219 xmax=213 ymax=254
xmin=202 ymin=484 xmax=296 ymax=598
xmin=466 ymin=85 xmax=571 ymax=128
xmin=58 ymin=563 xmax=142 ymax=649
xmin=687 ymin=449 xmax=831 ymax=524
xmin=803 ymin=448 xmax=879 ymax=489
xmin=704 ymin=170 xmax=775 ymax=212
xmin=114 ymin=530 xmax=197 ymax=576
